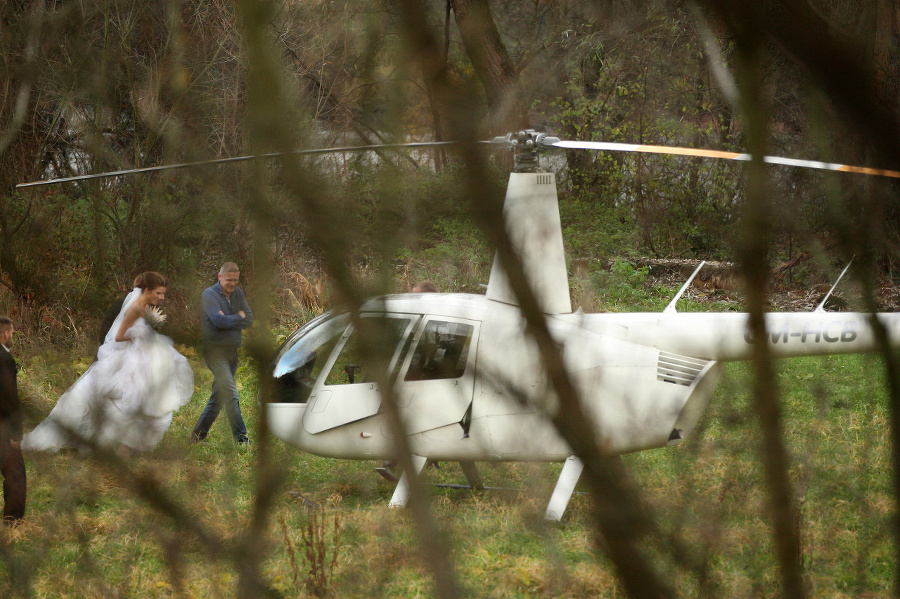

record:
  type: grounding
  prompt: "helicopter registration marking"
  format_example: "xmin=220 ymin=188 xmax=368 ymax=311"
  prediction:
xmin=744 ymin=320 xmax=859 ymax=344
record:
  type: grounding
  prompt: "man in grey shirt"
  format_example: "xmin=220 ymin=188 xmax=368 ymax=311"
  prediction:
xmin=192 ymin=262 xmax=254 ymax=445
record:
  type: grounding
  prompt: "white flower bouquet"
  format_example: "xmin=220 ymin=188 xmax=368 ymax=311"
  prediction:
xmin=144 ymin=305 xmax=167 ymax=330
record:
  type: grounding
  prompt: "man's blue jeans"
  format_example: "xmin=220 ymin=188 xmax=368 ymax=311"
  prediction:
xmin=193 ymin=345 xmax=248 ymax=441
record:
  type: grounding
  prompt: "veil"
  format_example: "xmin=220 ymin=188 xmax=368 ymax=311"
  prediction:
xmin=104 ymin=287 xmax=142 ymax=345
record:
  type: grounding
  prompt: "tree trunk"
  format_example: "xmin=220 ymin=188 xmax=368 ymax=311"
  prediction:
xmin=872 ymin=0 xmax=900 ymax=114
xmin=451 ymin=0 xmax=528 ymax=134
xmin=420 ymin=1 xmax=452 ymax=169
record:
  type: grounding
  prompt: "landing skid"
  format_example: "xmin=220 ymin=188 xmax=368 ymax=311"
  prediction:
xmin=382 ymin=456 xmax=585 ymax=521
xmin=375 ymin=467 xmax=400 ymax=483
xmin=545 ymin=455 xmax=584 ymax=521
xmin=388 ymin=455 xmax=428 ymax=508
xmin=429 ymin=483 xmax=515 ymax=491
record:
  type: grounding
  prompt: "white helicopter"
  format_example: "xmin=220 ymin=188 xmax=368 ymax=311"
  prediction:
xmin=259 ymin=131 xmax=900 ymax=521
xmin=19 ymin=130 xmax=900 ymax=520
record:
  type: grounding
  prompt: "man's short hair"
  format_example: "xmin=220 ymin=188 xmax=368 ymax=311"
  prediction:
xmin=412 ymin=281 xmax=437 ymax=293
xmin=0 ymin=316 xmax=13 ymax=333
xmin=220 ymin=262 xmax=240 ymax=275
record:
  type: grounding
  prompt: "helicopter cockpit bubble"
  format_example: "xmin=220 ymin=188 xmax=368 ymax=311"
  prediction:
xmin=322 ymin=316 xmax=417 ymax=386
xmin=270 ymin=311 xmax=422 ymax=404
xmin=271 ymin=311 xmax=349 ymax=404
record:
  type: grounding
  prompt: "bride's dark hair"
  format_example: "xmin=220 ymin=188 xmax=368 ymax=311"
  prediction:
xmin=135 ymin=271 xmax=167 ymax=290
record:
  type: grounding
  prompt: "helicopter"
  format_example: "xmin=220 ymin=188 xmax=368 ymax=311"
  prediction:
xmin=18 ymin=130 xmax=900 ymax=521
xmin=257 ymin=131 xmax=900 ymax=521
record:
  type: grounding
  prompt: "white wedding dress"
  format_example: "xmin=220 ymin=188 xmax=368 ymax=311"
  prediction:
xmin=22 ymin=289 xmax=194 ymax=453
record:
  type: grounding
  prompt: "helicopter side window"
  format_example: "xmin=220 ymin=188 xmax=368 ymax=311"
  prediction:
xmin=405 ymin=320 xmax=473 ymax=381
xmin=325 ymin=317 xmax=413 ymax=386
xmin=271 ymin=313 xmax=349 ymax=403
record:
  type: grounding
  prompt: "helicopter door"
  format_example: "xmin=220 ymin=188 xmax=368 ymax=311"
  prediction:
xmin=303 ymin=315 xmax=418 ymax=434
xmin=389 ymin=317 xmax=480 ymax=435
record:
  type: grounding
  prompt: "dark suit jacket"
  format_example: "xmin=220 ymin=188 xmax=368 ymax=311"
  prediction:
xmin=0 ymin=348 xmax=22 ymax=442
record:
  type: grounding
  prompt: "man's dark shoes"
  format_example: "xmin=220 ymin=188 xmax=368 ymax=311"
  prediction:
xmin=236 ymin=435 xmax=251 ymax=446
xmin=190 ymin=431 xmax=208 ymax=444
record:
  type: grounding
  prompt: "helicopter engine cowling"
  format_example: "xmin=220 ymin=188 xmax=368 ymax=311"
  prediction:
xmin=468 ymin=308 xmax=723 ymax=460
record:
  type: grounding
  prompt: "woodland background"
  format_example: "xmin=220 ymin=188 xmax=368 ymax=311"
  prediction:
xmin=4 ymin=0 xmax=900 ymax=325
xmin=2 ymin=0 xmax=900 ymax=597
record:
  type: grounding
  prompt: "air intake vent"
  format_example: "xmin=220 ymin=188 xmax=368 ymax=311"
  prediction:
xmin=657 ymin=352 xmax=709 ymax=386
xmin=536 ymin=174 xmax=553 ymax=185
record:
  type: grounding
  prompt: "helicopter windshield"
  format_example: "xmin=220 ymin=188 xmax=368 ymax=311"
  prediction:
xmin=324 ymin=317 xmax=415 ymax=386
xmin=271 ymin=312 xmax=350 ymax=403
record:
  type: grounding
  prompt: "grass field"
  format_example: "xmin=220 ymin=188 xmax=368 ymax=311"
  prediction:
xmin=0 ymin=291 xmax=895 ymax=597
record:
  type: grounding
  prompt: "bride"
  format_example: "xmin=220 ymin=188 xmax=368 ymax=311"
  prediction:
xmin=23 ymin=272 xmax=194 ymax=453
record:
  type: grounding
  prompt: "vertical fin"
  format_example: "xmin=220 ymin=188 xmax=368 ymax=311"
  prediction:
xmin=815 ymin=260 xmax=853 ymax=312
xmin=663 ymin=261 xmax=706 ymax=314
xmin=485 ymin=172 xmax=572 ymax=314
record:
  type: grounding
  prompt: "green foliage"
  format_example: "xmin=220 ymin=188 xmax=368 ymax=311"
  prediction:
xmin=319 ymin=162 xmax=496 ymax=294
xmin=576 ymin=259 xmax=671 ymax=312
xmin=596 ymin=259 xmax=649 ymax=289
xmin=533 ymin=6 xmax=749 ymax=260
xmin=559 ymin=184 xmax=640 ymax=258
xmin=1 ymin=185 xmax=216 ymax=315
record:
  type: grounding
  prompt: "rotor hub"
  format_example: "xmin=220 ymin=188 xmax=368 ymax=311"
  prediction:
xmin=492 ymin=130 xmax=560 ymax=173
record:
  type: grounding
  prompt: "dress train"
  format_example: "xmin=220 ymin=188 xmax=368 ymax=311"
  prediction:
xmin=22 ymin=317 xmax=193 ymax=452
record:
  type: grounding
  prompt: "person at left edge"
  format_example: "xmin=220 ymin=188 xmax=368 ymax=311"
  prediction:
xmin=0 ymin=316 xmax=25 ymax=522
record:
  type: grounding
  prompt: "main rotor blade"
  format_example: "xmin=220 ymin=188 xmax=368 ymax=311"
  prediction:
xmin=22 ymin=133 xmax=900 ymax=187
xmin=16 ymin=141 xmax=464 ymax=188
xmin=549 ymin=140 xmax=900 ymax=179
